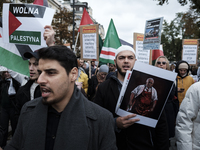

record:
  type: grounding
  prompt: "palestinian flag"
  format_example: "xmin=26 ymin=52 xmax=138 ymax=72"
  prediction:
xmin=99 ymin=19 xmax=121 ymax=64
xmin=152 ymin=45 xmax=164 ymax=65
xmin=0 ymin=27 xmax=29 ymax=76
xmin=33 ymin=0 xmax=48 ymax=7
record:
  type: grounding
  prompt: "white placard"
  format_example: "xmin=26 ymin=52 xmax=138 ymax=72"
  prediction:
xmin=135 ymin=41 xmax=150 ymax=64
xmin=3 ymin=3 xmax=55 ymax=46
xmin=182 ymin=45 xmax=197 ymax=64
xmin=143 ymin=17 xmax=163 ymax=50
xmin=82 ymin=33 xmax=97 ymax=59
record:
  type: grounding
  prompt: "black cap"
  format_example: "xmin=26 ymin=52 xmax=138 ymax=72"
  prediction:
xmin=23 ymin=51 xmax=39 ymax=59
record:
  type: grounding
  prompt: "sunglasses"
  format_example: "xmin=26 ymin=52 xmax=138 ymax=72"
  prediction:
xmin=157 ymin=61 xmax=166 ymax=65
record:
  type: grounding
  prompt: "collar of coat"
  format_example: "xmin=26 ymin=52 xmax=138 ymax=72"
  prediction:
xmin=19 ymin=85 xmax=99 ymax=149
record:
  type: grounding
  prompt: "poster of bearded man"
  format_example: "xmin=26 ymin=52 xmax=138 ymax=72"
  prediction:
xmin=116 ymin=61 xmax=177 ymax=128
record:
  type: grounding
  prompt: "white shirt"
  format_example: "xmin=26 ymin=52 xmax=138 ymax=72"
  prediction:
xmin=30 ymin=82 xmax=39 ymax=100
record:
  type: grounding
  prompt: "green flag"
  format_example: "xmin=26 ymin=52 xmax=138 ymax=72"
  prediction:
xmin=99 ymin=19 xmax=121 ymax=64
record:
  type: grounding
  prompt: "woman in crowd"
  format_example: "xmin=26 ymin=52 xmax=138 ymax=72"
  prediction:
xmin=0 ymin=70 xmax=20 ymax=148
xmin=76 ymin=59 xmax=88 ymax=94
xmin=175 ymin=60 xmax=194 ymax=105
xmin=87 ymin=65 xmax=109 ymax=101
xmin=155 ymin=56 xmax=179 ymax=146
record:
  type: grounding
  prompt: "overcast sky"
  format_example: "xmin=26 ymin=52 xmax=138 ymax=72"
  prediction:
xmin=79 ymin=0 xmax=189 ymax=44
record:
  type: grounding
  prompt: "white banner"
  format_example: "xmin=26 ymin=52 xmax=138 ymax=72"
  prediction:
xmin=135 ymin=41 xmax=150 ymax=64
xmin=143 ymin=17 xmax=163 ymax=50
xmin=82 ymin=33 xmax=97 ymax=59
xmin=182 ymin=45 xmax=197 ymax=64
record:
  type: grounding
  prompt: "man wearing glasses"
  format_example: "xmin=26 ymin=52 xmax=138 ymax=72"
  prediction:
xmin=127 ymin=78 xmax=158 ymax=116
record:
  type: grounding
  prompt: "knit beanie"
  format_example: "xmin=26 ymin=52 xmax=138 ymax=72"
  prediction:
xmin=99 ymin=65 xmax=109 ymax=73
xmin=178 ymin=63 xmax=188 ymax=70
xmin=115 ymin=45 xmax=135 ymax=58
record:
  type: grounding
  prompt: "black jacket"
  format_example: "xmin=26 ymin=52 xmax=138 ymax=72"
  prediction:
xmin=5 ymin=86 xmax=117 ymax=150
xmin=164 ymin=84 xmax=179 ymax=138
xmin=0 ymin=78 xmax=20 ymax=108
xmin=87 ymin=75 xmax=98 ymax=101
xmin=15 ymin=79 xmax=41 ymax=116
xmin=94 ymin=73 xmax=169 ymax=150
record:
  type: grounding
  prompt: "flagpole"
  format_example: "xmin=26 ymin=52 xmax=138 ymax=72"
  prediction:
xmin=73 ymin=32 xmax=79 ymax=53
xmin=94 ymin=62 xmax=99 ymax=75
xmin=72 ymin=0 xmax=75 ymax=52
xmin=88 ymin=61 xmax=91 ymax=79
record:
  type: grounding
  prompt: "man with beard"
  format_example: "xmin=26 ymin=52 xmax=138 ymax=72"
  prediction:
xmin=106 ymin=63 xmax=116 ymax=79
xmin=14 ymin=25 xmax=55 ymax=119
xmin=88 ymin=64 xmax=109 ymax=101
xmin=79 ymin=59 xmax=85 ymax=69
xmin=5 ymin=46 xmax=117 ymax=150
xmin=94 ymin=45 xmax=169 ymax=150
xmin=126 ymin=78 xmax=158 ymax=116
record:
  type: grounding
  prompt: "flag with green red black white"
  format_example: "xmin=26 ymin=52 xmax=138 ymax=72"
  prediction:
xmin=2 ymin=3 xmax=55 ymax=46
xmin=0 ymin=17 xmax=42 ymax=76
xmin=99 ymin=19 xmax=121 ymax=64
xmin=0 ymin=27 xmax=29 ymax=76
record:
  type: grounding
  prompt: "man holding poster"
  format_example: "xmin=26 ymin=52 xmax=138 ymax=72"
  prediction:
xmin=94 ymin=45 xmax=169 ymax=150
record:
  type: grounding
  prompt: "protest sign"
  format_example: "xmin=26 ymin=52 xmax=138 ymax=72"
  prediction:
xmin=182 ymin=39 xmax=198 ymax=65
xmin=3 ymin=3 xmax=55 ymax=46
xmin=115 ymin=61 xmax=177 ymax=128
xmin=143 ymin=17 xmax=163 ymax=50
xmin=80 ymin=24 xmax=99 ymax=61
xmin=134 ymin=33 xmax=150 ymax=64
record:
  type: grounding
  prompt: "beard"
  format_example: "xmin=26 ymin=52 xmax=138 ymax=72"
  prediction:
xmin=116 ymin=63 xmax=126 ymax=77
xmin=42 ymin=97 xmax=62 ymax=106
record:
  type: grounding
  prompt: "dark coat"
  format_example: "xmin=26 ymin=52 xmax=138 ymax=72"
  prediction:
xmin=0 ymin=78 xmax=20 ymax=108
xmin=15 ymin=79 xmax=41 ymax=116
xmin=87 ymin=75 xmax=99 ymax=101
xmin=5 ymin=86 xmax=117 ymax=150
xmin=94 ymin=74 xmax=169 ymax=150
xmin=164 ymin=85 xmax=179 ymax=138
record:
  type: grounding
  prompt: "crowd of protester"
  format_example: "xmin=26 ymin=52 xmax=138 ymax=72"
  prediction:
xmin=0 ymin=26 xmax=199 ymax=150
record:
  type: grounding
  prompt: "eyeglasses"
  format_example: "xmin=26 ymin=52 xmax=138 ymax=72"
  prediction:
xmin=157 ymin=61 xmax=166 ymax=65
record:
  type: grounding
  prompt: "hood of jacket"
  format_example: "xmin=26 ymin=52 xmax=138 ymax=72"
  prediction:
xmin=175 ymin=60 xmax=190 ymax=78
